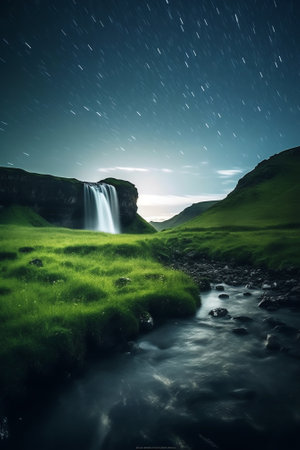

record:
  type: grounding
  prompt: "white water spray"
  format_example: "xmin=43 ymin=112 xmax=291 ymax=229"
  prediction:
xmin=84 ymin=183 xmax=121 ymax=233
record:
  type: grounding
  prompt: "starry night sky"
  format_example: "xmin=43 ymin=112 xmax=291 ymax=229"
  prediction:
xmin=1 ymin=0 xmax=299 ymax=220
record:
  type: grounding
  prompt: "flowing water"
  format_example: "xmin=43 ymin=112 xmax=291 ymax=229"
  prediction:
xmin=84 ymin=183 xmax=120 ymax=233
xmin=5 ymin=285 xmax=300 ymax=449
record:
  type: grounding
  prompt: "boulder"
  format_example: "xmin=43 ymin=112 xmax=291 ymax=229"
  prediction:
xmin=265 ymin=334 xmax=280 ymax=351
xmin=218 ymin=293 xmax=229 ymax=299
xmin=197 ymin=278 xmax=211 ymax=292
xmin=233 ymin=316 xmax=253 ymax=323
xmin=209 ymin=308 xmax=228 ymax=318
xmin=258 ymin=297 xmax=279 ymax=311
xmin=215 ymin=285 xmax=224 ymax=291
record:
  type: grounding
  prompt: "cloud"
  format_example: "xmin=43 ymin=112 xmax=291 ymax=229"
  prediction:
xmin=138 ymin=193 xmax=225 ymax=207
xmin=216 ymin=169 xmax=244 ymax=178
xmin=97 ymin=167 xmax=174 ymax=174
xmin=98 ymin=166 xmax=149 ymax=173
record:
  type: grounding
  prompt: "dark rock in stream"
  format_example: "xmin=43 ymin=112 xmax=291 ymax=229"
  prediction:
xmin=169 ymin=252 xmax=300 ymax=313
xmin=258 ymin=297 xmax=279 ymax=311
xmin=233 ymin=316 xmax=253 ymax=323
xmin=218 ymin=293 xmax=229 ymax=299
xmin=216 ymin=285 xmax=224 ymax=291
xmin=209 ymin=308 xmax=228 ymax=318
xmin=197 ymin=278 xmax=211 ymax=292
xmin=232 ymin=327 xmax=249 ymax=336
xmin=265 ymin=334 xmax=280 ymax=351
xmin=263 ymin=317 xmax=285 ymax=327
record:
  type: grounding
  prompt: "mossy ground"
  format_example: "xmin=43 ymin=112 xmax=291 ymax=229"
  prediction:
xmin=0 ymin=225 xmax=198 ymax=399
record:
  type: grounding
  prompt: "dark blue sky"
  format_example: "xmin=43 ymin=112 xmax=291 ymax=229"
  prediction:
xmin=0 ymin=0 xmax=299 ymax=220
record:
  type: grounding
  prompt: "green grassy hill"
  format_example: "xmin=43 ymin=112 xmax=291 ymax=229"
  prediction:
xmin=181 ymin=146 xmax=300 ymax=230
xmin=0 ymin=226 xmax=198 ymax=399
xmin=0 ymin=205 xmax=50 ymax=227
xmin=150 ymin=201 xmax=219 ymax=231
xmin=123 ymin=213 xmax=156 ymax=233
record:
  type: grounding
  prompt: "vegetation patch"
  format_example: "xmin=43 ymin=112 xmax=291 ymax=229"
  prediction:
xmin=0 ymin=225 xmax=199 ymax=399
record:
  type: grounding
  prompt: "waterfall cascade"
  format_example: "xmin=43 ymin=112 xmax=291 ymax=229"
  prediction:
xmin=84 ymin=183 xmax=121 ymax=233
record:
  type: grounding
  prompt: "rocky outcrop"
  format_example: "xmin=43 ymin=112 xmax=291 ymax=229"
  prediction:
xmin=0 ymin=167 xmax=139 ymax=229
xmin=0 ymin=167 xmax=83 ymax=228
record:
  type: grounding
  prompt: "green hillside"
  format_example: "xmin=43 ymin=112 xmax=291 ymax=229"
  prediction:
xmin=150 ymin=201 xmax=219 ymax=231
xmin=0 ymin=205 xmax=50 ymax=227
xmin=181 ymin=147 xmax=300 ymax=230
xmin=123 ymin=213 xmax=156 ymax=234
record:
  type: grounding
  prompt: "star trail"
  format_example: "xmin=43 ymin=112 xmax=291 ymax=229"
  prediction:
xmin=0 ymin=0 xmax=299 ymax=219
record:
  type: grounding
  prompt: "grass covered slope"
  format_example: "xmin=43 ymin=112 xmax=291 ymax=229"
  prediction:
xmin=155 ymin=228 xmax=300 ymax=269
xmin=0 ymin=225 xmax=198 ymax=398
xmin=0 ymin=205 xmax=50 ymax=227
xmin=182 ymin=147 xmax=300 ymax=229
xmin=151 ymin=201 xmax=219 ymax=231
xmin=123 ymin=213 xmax=156 ymax=234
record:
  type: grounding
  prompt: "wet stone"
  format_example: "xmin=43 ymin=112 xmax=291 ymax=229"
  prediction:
xmin=232 ymin=327 xmax=249 ymax=335
xmin=263 ymin=317 xmax=284 ymax=327
xmin=233 ymin=316 xmax=253 ymax=323
xmin=215 ymin=285 xmax=224 ymax=291
xmin=218 ymin=293 xmax=229 ymax=299
xmin=209 ymin=308 xmax=228 ymax=318
xmin=243 ymin=292 xmax=252 ymax=297
xmin=265 ymin=334 xmax=280 ymax=351
xmin=258 ymin=298 xmax=279 ymax=311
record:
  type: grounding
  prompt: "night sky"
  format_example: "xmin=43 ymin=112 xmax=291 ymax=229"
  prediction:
xmin=1 ymin=0 xmax=299 ymax=220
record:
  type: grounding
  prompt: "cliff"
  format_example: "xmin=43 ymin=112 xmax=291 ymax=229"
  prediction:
xmin=0 ymin=167 xmax=140 ymax=230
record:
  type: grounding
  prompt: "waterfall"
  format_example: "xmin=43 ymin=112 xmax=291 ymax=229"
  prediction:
xmin=84 ymin=183 xmax=121 ymax=233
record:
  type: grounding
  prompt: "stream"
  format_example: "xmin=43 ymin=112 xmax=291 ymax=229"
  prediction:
xmin=4 ymin=284 xmax=300 ymax=450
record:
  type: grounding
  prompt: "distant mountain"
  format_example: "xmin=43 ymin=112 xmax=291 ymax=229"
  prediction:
xmin=150 ymin=201 xmax=219 ymax=231
xmin=181 ymin=146 xmax=300 ymax=230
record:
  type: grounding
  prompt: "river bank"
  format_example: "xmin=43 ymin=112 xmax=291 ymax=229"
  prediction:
xmin=2 ymin=279 xmax=300 ymax=450
xmin=170 ymin=252 xmax=300 ymax=311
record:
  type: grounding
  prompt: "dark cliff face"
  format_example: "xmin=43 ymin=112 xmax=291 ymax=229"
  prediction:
xmin=0 ymin=168 xmax=138 ymax=229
